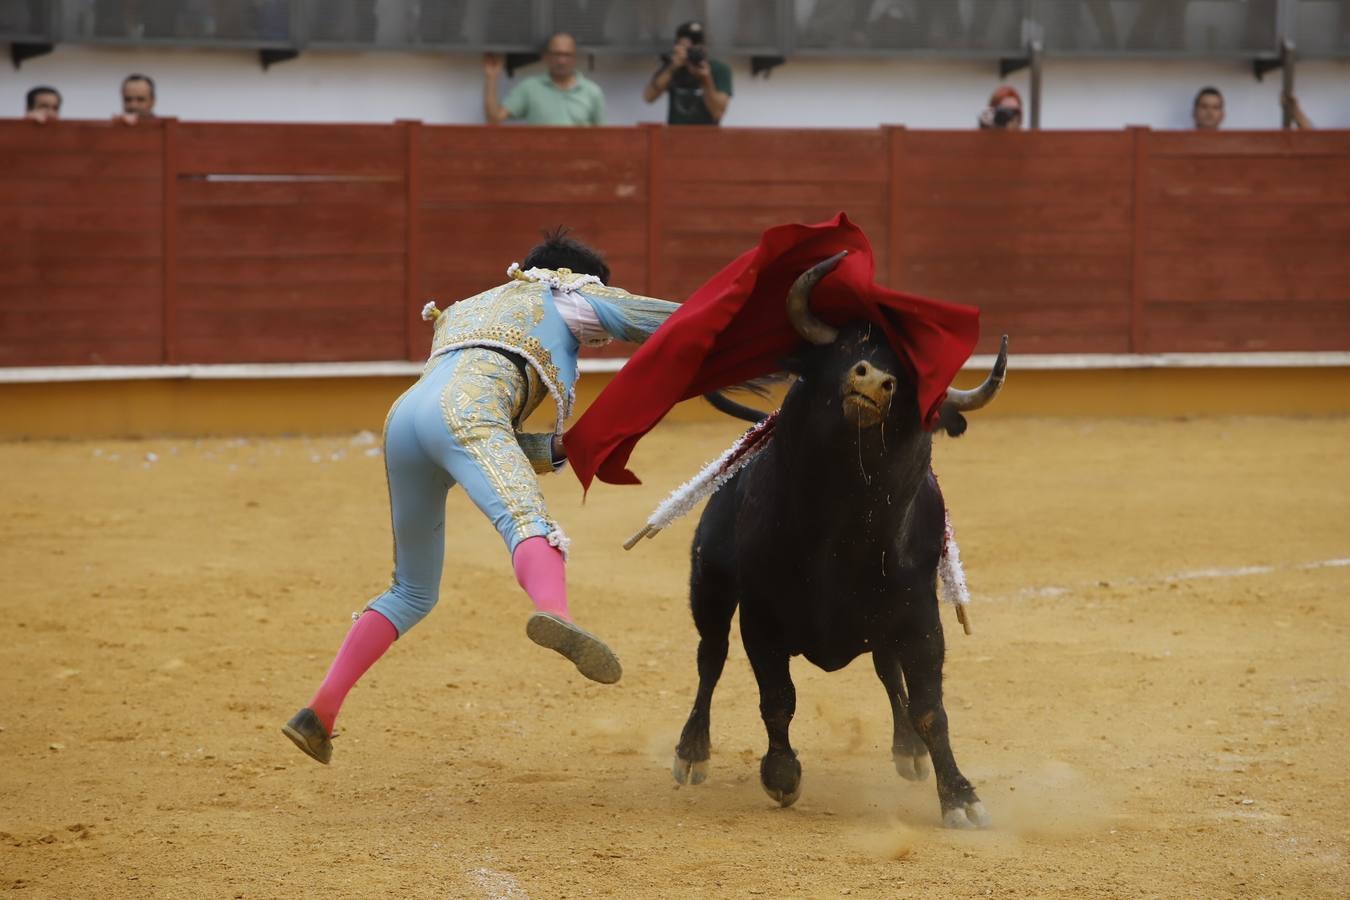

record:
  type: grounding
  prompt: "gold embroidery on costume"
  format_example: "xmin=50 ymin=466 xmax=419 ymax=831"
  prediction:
xmin=430 ymin=281 xmax=544 ymax=355
xmin=570 ymin=283 xmax=637 ymax=301
xmin=520 ymin=364 xmax=545 ymax=416
xmin=435 ymin=327 xmax=562 ymax=396
xmin=429 ymin=281 xmax=569 ymax=427
xmin=437 ymin=350 xmax=554 ymax=546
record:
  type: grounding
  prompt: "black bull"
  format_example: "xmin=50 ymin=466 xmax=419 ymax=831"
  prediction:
xmin=672 ymin=253 xmax=1007 ymax=829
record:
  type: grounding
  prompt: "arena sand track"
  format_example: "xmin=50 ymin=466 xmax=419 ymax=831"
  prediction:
xmin=1 ymin=416 xmax=1347 ymax=899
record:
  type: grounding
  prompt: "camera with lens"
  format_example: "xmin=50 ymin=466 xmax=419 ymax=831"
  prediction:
xmin=686 ymin=46 xmax=706 ymax=66
xmin=992 ymin=105 xmax=1020 ymax=128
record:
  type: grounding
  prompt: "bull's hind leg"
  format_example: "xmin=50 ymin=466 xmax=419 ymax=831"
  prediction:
xmin=742 ymin=626 xmax=801 ymax=807
xmin=872 ymin=650 xmax=930 ymax=782
xmin=672 ymin=547 xmax=737 ymax=786
xmin=898 ymin=620 xmax=991 ymax=829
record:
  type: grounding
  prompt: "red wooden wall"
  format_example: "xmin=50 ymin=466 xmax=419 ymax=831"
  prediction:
xmin=172 ymin=123 xmax=408 ymax=363
xmin=0 ymin=124 xmax=164 ymax=365
xmin=892 ymin=130 xmax=1136 ymax=355
xmin=1137 ymin=132 xmax=1350 ymax=352
xmin=655 ymin=127 xmax=891 ymax=299
xmin=2 ymin=120 xmax=1347 ymax=368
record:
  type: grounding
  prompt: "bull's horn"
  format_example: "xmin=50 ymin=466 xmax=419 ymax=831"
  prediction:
xmin=786 ymin=251 xmax=846 ymax=345
xmin=945 ymin=335 xmax=1008 ymax=412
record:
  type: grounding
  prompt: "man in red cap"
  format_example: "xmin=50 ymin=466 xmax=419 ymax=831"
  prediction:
xmin=978 ymin=85 xmax=1023 ymax=130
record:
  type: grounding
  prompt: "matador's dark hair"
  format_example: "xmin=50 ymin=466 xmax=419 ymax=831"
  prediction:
xmin=521 ymin=226 xmax=611 ymax=284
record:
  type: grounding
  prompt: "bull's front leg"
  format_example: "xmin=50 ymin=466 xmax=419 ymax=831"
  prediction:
xmin=673 ymin=560 xmax=738 ymax=786
xmin=872 ymin=649 xmax=930 ymax=781
xmin=742 ymin=629 xmax=801 ymax=807
xmin=898 ymin=619 xmax=991 ymax=829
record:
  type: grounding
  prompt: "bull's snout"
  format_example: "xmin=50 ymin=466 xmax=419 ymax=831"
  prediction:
xmin=841 ymin=361 xmax=895 ymax=428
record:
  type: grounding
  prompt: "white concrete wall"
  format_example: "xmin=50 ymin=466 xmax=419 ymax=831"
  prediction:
xmin=5 ymin=43 xmax=1348 ymax=129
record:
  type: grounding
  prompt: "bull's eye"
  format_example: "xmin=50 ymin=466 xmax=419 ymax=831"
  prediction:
xmin=882 ymin=379 xmax=894 ymax=392
xmin=854 ymin=364 xmax=868 ymax=377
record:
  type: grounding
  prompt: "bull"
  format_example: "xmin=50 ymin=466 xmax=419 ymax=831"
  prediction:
xmin=671 ymin=253 xmax=1007 ymax=829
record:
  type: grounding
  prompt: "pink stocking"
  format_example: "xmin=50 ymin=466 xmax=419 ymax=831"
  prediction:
xmin=512 ymin=536 xmax=570 ymax=621
xmin=308 ymin=609 xmax=398 ymax=734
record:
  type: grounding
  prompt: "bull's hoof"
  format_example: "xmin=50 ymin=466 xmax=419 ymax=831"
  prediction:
xmin=941 ymin=801 xmax=992 ymax=830
xmin=672 ymin=755 xmax=709 ymax=786
xmin=893 ymin=752 xmax=930 ymax=782
xmin=762 ymin=782 xmax=801 ymax=807
xmin=760 ymin=753 xmax=802 ymax=808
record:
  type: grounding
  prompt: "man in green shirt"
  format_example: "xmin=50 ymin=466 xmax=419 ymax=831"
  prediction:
xmin=484 ymin=32 xmax=606 ymax=127
xmin=643 ymin=20 xmax=732 ymax=126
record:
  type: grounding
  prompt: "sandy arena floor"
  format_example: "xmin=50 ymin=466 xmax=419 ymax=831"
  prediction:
xmin=1 ymin=414 xmax=1348 ymax=898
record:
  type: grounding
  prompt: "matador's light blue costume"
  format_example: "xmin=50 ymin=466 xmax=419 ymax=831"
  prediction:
xmin=365 ymin=266 xmax=679 ymax=636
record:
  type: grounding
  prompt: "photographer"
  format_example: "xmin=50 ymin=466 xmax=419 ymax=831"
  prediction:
xmin=978 ymin=85 xmax=1023 ymax=131
xmin=643 ymin=21 xmax=732 ymax=126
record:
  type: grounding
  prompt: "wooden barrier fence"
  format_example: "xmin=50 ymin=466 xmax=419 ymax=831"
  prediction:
xmin=2 ymin=121 xmax=1348 ymax=367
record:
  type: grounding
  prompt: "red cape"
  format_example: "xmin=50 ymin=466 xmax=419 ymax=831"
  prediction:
xmin=564 ymin=213 xmax=981 ymax=490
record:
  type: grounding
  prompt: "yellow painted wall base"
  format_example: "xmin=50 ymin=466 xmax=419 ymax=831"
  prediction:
xmin=2 ymin=367 xmax=1348 ymax=440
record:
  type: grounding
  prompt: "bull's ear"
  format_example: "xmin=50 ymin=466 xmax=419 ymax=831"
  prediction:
xmin=938 ymin=403 xmax=968 ymax=437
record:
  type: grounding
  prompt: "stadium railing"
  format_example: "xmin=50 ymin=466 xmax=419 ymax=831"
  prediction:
xmin=4 ymin=1 xmax=1347 ymax=59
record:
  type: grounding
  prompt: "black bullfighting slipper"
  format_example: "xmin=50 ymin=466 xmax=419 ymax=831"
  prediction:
xmin=526 ymin=612 xmax=623 ymax=685
xmin=281 ymin=707 xmax=333 ymax=765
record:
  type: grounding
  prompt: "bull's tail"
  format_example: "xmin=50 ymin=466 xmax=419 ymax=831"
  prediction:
xmin=703 ymin=391 xmax=768 ymax=423
xmin=703 ymin=375 xmax=786 ymax=424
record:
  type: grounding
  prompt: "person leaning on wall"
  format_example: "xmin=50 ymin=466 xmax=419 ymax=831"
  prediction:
xmin=1192 ymin=85 xmax=1318 ymax=131
xmin=1192 ymin=85 xmax=1224 ymax=130
xmin=115 ymin=73 xmax=157 ymax=124
xmin=24 ymin=85 xmax=61 ymax=123
xmin=483 ymin=32 xmax=606 ymax=126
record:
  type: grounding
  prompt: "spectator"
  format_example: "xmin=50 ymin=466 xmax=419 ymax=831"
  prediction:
xmin=978 ymin=85 xmax=1023 ymax=130
xmin=483 ymin=32 xmax=605 ymax=126
xmin=117 ymin=73 xmax=157 ymax=124
xmin=1192 ymin=86 xmax=1223 ymax=130
xmin=643 ymin=20 xmax=733 ymax=125
xmin=25 ymin=86 xmax=61 ymax=123
xmin=1283 ymin=94 xmax=1314 ymax=130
